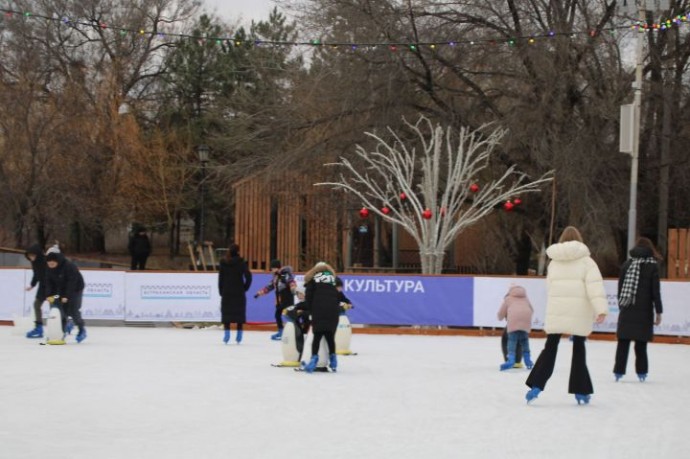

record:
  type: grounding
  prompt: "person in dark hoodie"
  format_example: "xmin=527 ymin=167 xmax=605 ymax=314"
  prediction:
xmin=614 ymin=237 xmax=663 ymax=382
xmin=301 ymin=261 xmax=340 ymax=373
xmin=24 ymin=244 xmax=47 ymax=338
xmin=128 ymin=226 xmax=152 ymax=270
xmin=218 ymin=244 xmax=252 ymax=344
xmin=45 ymin=252 xmax=87 ymax=343
xmin=254 ymin=259 xmax=297 ymax=340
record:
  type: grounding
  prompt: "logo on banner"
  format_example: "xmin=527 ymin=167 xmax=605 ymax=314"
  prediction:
xmin=85 ymin=283 xmax=114 ymax=298
xmin=140 ymin=285 xmax=212 ymax=300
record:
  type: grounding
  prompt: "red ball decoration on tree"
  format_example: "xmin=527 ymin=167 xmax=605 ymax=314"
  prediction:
xmin=470 ymin=183 xmax=480 ymax=193
xmin=513 ymin=198 xmax=522 ymax=206
xmin=503 ymin=201 xmax=515 ymax=212
xmin=440 ymin=207 xmax=446 ymax=217
xmin=422 ymin=208 xmax=433 ymax=220
xmin=400 ymin=192 xmax=407 ymax=201
xmin=359 ymin=207 xmax=370 ymax=218
xmin=381 ymin=206 xmax=391 ymax=215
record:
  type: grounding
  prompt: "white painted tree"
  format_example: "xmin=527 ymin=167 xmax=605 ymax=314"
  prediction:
xmin=315 ymin=116 xmax=553 ymax=274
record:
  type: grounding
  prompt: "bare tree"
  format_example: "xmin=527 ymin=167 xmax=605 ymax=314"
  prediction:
xmin=316 ymin=115 xmax=553 ymax=273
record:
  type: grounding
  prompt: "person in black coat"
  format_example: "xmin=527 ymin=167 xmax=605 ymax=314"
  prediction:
xmin=45 ymin=252 xmax=87 ymax=343
xmin=302 ymin=262 xmax=340 ymax=372
xmin=614 ymin=237 xmax=663 ymax=382
xmin=218 ymin=244 xmax=252 ymax=344
xmin=24 ymin=244 xmax=48 ymax=338
xmin=128 ymin=227 xmax=152 ymax=270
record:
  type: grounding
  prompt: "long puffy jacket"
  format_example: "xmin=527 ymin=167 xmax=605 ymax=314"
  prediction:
xmin=303 ymin=262 xmax=340 ymax=333
xmin=25 ymin=244 xmax=47 ymax=299
xmin=497 ymin=285 xmax=533 ymax=333
xmin=218 ymin=256 xmax=252 ymax=323
xmin=616 ymin=246 xmax=663 ymax=342
xmin=544 ymin=241 xmax=608 ymax=336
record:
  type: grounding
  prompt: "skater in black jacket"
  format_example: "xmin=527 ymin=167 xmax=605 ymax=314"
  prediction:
xmin=302 ymin=262 xmax=340 ymax=372
xmin=218 ymin=244 xmax=252 ymax=344
xmin=24 ymin=244 xmax=48 ymax=338
xmin=614 ymin=237 xmax=663 ymax=382
xmin=45 ymin=252 xmax=87 ymax=343
xmin=254 ymin=259 xmax=297 ymax=340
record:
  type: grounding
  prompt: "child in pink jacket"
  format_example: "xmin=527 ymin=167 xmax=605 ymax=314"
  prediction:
xmin=497 ymin=284 xmax=534 ymax=371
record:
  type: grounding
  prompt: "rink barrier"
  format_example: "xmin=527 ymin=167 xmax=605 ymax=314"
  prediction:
xmin=1 ymin=268 xmax=688 ymax=338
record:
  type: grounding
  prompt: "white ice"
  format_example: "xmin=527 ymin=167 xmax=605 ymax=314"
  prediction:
xmin=1 ymin=326 xmax=688 ymax=459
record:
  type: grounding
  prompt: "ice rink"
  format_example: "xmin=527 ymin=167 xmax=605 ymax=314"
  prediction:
xmin=1 ymin=325 xmax=688 ymax=459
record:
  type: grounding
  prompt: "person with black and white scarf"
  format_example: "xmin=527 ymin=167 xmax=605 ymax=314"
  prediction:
xmin=614 ymin=237 xmax=663 ymax=382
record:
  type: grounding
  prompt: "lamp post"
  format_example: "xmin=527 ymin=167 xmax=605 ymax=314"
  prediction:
xmin=197 ymin=144 xmax=210 ymax=244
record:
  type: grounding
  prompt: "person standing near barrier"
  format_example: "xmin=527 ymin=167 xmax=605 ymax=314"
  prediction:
xmin=128 ymin=226 xmax=151 ymax=270
xmin=614 ymin=237 xmax=663 ymax=382
xmin=301 ymin=262 xmax=340 ymax=373
xmin=254 ymin=259 xmax=296 ymax=340
xmin=24 ymin=244 xmax=48 ymax=338
xmin=45 ymin=252 xmax=87 ymax=343
xmin=525 ymin=226 xmax=607 ymax=405
xmin=218 ymin=244 xmax=252 ymax=344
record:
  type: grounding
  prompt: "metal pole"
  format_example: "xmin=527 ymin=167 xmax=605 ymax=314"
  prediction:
xmin=627 ymin=4 xmax=644 ymax=254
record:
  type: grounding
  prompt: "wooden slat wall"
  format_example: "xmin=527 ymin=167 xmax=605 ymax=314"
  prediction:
xmin=668 ymin=229 xmax=689 ymax=279
xmin=234 ymin=175 xmax=341 ymax=272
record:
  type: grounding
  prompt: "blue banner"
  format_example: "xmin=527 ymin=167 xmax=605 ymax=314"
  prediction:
xmin=342 ymin=275 xmax=474 ymax=326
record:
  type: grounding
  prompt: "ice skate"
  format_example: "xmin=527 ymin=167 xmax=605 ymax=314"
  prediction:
xmin=26 ymin=325 xmax=43 ymax=339
xmin=575 ymin=394 xmax=591 ymax=405
xmin=223 ymin=330 xmax=230 ymax=344
xmin=526 ymin=387 xmax=541 ymax=404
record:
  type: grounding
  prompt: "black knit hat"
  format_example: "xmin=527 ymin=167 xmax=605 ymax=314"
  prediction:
xmin=270 ymin=259 xmax=281 ymax=269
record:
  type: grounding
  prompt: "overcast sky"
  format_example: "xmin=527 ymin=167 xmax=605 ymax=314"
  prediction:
xmin=200 ymin=0 xmax=278 ymax=25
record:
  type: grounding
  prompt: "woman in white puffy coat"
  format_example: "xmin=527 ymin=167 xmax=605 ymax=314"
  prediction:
xmin=525 ymin=226 xmax=608 ymax=405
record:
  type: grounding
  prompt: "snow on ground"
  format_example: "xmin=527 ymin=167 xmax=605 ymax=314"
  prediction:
xmin=0 ymin=326 xmax=688 ymax=459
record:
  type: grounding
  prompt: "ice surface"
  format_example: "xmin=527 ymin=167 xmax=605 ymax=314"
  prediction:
xmin=1 ymin=326 xmax=688 ymax=459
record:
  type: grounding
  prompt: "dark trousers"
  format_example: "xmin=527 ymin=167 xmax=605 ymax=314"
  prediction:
xmin=275 ymin=307 xmax=284 ymax=330
xmin=614 ymin=339 xmax=648 ymax=375
xmin=223 ymin=322 xmax=243 ymax=332
xmin=526 ymin=334 xmax=594 ymax=395
xmin=60 ymin=290 xmax=85 ymax=333
xmin=32 ymin=297 xmax=44 ymax=326
xmin=131 ymin=255 xmax=148 ymax=270
xmin=311 ymin=330 xmax=336 ymax=357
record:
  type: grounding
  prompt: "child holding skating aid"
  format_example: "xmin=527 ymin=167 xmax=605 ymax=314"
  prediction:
xmin=497 ymin=284 xmax=534 ymax=371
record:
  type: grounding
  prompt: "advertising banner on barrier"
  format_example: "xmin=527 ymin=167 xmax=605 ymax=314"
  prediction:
xmin=81 ymin=270 xmax=127 ymax=320
xmin=473 ymin=276 xmax=687 ymax=337
xmin=125 ymin=272 xmax=277 ymax=322
xmin=0 ymin=269 xmax=28 ymax=320
xmin=342 ymin=275 xmax=474 ymax=326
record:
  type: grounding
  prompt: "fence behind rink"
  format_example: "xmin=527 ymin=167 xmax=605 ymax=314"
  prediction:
xmin=1 ymin=268 xmax=688 ymax=337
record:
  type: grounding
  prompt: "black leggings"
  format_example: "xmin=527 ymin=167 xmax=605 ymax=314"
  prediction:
xmin=614 ymin=339 xmax=648 ymax=375
xmin=275 ymin=307 xmax=284 ymax=330
xmin=311 ymin=330 xmax=336 ymax=356
xmin=223 ymin=322 xmax=244 ymax=332
xmin=526 ymin=334 xmax=594 ymax=395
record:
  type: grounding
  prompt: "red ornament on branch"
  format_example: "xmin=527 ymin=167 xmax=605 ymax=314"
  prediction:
xmin=400 ymin=192 xmax=407 ymax=201
xmin=470 ymin=183 xmax=480 ymax=193
xmin=503 ymin=201 xmax=515 ymax=212
xmin=440 ymin=207 xmax=446 ymax=217
xmin=422 ymin=208 xmax=433 ymax=220
xmin=359 ymin=207 xmax=370 ymax=218
xmin=381 ymin=206 xmax=391 ymax=215
xmin=513 ymin=198 xmax=522 ymax=206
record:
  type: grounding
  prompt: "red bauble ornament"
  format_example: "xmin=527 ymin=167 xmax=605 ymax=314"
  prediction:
xmin=359 ymin=207 xmax=370 ymax=218
xmin=400 ymin=192 xmax=407 ymax=201
xmin=470 ymin=183 xmax=480 ymax=193
xmin=382 ymin=206 xmax=391 ymax=215
xmin=440 ymin=207 xmax=446 ymax=217
xmin=513 ymin=198 xmax=522 ymax=206
xmin=503 ymin=201 xmax=515 ymax=212
xmin=422 ymin=208 xmax=433 ymax=220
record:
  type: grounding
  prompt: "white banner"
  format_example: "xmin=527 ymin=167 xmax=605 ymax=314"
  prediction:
xmin=124 ymin=272 xmax=221 ymax=321
xmin=0 ymin=269 xmax=29 ymax=320
xmin=81 ymin=270 xmax=126 ymax=320
xmin=473 ymin=276 xmax=688 ymax=337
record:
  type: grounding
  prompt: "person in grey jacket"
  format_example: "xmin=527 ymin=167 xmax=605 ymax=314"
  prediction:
xmin=614 ymin=237 xmax=663 ymax=382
